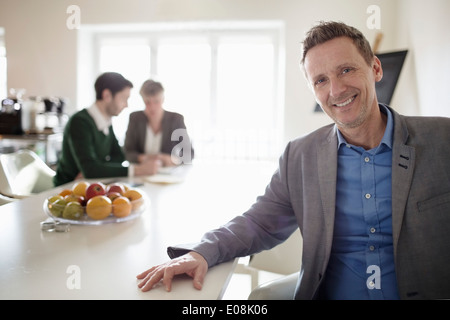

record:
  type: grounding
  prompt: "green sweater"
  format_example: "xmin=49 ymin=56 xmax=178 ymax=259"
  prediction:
xmin=53 ymin=109 xmax=128 ymax=186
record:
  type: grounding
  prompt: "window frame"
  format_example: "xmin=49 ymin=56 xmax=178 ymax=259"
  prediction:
xmin=78 ymin=21 xmax=285 ymax=162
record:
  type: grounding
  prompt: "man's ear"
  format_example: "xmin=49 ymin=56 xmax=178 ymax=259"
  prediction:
xmin=373 ymin=56 xmax=383 ymax=82
xmin=101 ymin=89 xmax=112 ymax=101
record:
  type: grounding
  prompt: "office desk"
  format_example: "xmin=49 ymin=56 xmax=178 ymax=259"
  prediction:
xmin=0 ymin=161 xmax=277 ymax=300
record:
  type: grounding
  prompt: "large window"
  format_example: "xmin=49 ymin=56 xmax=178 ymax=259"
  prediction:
xmin=79 ymin=22 xmax=284 ymax=162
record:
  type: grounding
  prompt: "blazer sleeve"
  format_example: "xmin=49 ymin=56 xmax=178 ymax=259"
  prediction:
xmin=124 ymin=112 xmax=144 ymax=163
xmin=167 ymin=142 xmax=298 ymax=267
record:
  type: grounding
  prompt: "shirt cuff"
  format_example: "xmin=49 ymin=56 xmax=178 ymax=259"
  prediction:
xmin=128 ymin=164 xmax=135 ymax=177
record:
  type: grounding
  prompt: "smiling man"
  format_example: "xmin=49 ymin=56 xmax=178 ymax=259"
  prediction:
xmin=136 ymin=21 xmax=450 ymax=300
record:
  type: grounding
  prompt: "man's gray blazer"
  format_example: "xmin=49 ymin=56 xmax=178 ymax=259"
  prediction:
xmin=169 ymin=105 xmax=450 ymax=300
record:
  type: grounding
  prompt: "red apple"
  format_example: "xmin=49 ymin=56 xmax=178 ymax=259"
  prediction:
xmin=106 ymin=183 xmax=125 ymax=195
xmin=85 ymin=182 xmax=106 ymax=201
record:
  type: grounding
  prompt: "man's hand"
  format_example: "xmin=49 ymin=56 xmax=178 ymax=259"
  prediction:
xmin=134 ymin=158 xmax=161 ymax=176
xmin=136 ymin=251 xmax=208 ymax=292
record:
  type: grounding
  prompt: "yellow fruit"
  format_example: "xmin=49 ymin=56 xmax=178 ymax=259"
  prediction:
xmin=112 ymin=196 xmax=132 ymax=218
xmin=72 ymin=181 xmax=90 ymax=198
xmin=123 ymin=189 xmax=143 ymax=210
xmin=59 ymin=189 xmax=72 ymax=197
xmin=86 ymin=195 xmax=112 ymax=220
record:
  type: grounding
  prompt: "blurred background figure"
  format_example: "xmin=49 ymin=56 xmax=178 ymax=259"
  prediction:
xmin=124 ymin=79 xmax=194 ymax=168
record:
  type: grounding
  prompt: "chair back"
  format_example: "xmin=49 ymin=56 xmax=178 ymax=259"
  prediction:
xmin=0 ymin=149 xmax=55 ymax=198
xmin=249 ymin=228 xmax=302 ymax=275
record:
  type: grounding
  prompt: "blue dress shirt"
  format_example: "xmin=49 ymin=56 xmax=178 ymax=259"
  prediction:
xmin=320 ymin=104 xmax=400 ymax=300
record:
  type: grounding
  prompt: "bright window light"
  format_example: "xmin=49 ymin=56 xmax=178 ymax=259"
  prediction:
xmin=99 ymin=42 xmax=151 ymax=144
xmin=86 ymin=22 xmax=284 ymax=162
xmin=157 ymin=42 xmax=212 ymax=145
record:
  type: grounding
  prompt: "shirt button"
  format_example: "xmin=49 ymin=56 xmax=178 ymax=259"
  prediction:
xmin=369 ymin=245 xmax=375 ymax=251
xmin=364 ymin=156 xmax=370 ymax=163
xmin=370 ymin=227 xmax=376 ymax=233
xmin=105 ymin=155 xmax=111 ymax=161
xmin=365 ymin=193 xmax=371 ymax=199
xmin=368 ymin=281 xmax=375 ymax=288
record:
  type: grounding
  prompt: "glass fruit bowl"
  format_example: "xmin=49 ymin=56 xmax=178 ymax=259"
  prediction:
xmin=43 ymin=193 xmax=146 ymax=226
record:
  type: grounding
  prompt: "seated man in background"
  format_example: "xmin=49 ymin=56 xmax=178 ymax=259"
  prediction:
xmin=53 ymin=72 xmax=160 ymax=187
xmin=124 ymin=79 xmax=194 ymax=168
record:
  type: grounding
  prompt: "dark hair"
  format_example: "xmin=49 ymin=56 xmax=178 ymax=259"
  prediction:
xmin=140 ymin=79 xmax=164 ymax=97
xmin=301 ymin=21 xmax=374 ymax=66
xmin=94 ymin=72 xmax=133 ymax=100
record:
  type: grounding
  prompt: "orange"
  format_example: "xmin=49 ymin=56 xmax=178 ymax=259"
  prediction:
xmin=86 ymin=195 xmax=112 ymax=220
xmin=123 ymin=189 xmax=143 ymax=210
xmin=72 ymin=181 xmax=90 ymax=198
xmin=112 ymin=196 xmax=132 ymax=218
xmin=59 ymin=188 xmax=72 ymax=197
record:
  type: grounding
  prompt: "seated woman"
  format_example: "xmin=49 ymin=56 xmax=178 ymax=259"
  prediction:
xmin=124 ymin=80 xmax=194 ymax=169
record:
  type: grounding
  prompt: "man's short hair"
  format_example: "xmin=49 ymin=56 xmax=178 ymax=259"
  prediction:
xmin=94 ymin=72 xmax=133 ymax=100
xmin=301 ymin=21 xmax=374 ymax=66
xmin=140 ymin=79 xmax=164 ymax=97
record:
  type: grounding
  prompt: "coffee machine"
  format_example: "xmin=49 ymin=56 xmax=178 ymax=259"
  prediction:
xmin=0 ymin=97 xmax=23 ymax=134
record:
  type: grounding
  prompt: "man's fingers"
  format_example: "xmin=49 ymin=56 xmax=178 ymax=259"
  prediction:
xmin=192 ymin=263 xmax=207 ymax=290
xmin=137 ymin=267 xmax=164 ymax=292
xmin=136 ymin=266 xmax=156 ymax=279
xmin=162 ymin=265 xmax=177 ymax=292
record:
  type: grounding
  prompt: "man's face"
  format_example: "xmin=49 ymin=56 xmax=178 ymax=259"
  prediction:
xmin=304 ymin=37 xmax=382 ymax=130
xmin=142 ymin=92 xmax=164 ymax=117
xmin=106 ymin=87 xmax=131 ymax=116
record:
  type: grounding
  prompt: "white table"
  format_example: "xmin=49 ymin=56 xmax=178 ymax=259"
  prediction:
xmin=0 ymin=160 xmax=277 ymax=300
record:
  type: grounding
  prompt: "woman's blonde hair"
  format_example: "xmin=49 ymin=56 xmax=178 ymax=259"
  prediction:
xmin=140 ymin=79 xmax=164 ymax=97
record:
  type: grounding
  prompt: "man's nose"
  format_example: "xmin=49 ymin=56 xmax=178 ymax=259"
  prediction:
xmin=329 ymin=78 xmax=347 ymax=99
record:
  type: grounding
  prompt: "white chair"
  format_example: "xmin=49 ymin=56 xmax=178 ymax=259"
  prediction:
xmin=0 ymin=149 xmax=56 ymax=198
xmin=248 ymin=271 xmax=299 ymax=300
xmin=0 ymin=193 xmax=17 ymax=205
xmin=232 ymin=228 xmax=302 ymax=299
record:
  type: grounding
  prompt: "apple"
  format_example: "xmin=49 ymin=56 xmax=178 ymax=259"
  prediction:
xmin=107 ymin=191 xmax=121 ymax=202
xmin=62 ymin=201 xmax=84 ymax=220
xmin=106 ymin=183 xmax=125 ymax=195
xmin=48 ymin=198 xmax=67 ymax=217
xmin=48 ymin=195 xmax=63 ymax=204
xmin=64 ymin=194 xmax=85 ymax=205
xmin=85 ymin=182 xmax=106 ymax=201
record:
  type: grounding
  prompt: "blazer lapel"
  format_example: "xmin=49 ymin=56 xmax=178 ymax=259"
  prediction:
xmin=317 ymin=127 xmax=338 ymax=246
xmin=390 ymin=111 xmax=415 ymax=254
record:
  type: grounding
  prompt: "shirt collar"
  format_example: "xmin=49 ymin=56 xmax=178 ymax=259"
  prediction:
xmin=87 ymin=103 xmax=112 ymax=135
xmin=336 ymin=104 xmax=393 ymax=150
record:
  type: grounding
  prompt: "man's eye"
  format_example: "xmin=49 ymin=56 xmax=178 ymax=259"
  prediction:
xmin=315 ymin=78 xmax=326 ymax=86
xmin=342 ymin=68 xmax=353 ymax=74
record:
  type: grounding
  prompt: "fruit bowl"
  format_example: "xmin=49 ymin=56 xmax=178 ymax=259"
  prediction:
xmin=43 ymin=196 xmax=146 ymax=225
xmin=43 ymin=181 xmax=147 ymax=225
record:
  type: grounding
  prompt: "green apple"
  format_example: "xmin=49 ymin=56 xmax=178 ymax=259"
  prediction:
xmin=48 ymin=198 xmax=67 ymax=217
xmin=48 ymin=195 xmax=63 ymax=204
xmin=62 ymin=201 xmax=84 ymax=220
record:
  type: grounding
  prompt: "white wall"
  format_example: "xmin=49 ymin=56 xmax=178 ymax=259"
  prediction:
xmin=0 ymin=0 xmax=448 ymax=146
xmin=393 ymin=0 xmax=450 ymax=117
